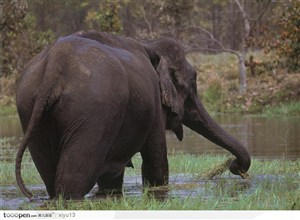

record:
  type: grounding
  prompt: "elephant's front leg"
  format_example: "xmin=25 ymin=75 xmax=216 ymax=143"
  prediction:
xmin=140 ymin=123 xmax=169 ymax=186
xmin=96 ymin=169 xmax=124 ymax=195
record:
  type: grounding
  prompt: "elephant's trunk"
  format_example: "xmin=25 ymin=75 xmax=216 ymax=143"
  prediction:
xmin=183 ymin=95 xmax=251 ymax=176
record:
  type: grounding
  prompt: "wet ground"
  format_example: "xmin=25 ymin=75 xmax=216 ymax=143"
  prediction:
xmin=1 ymin=174 xmax=298 ymax=209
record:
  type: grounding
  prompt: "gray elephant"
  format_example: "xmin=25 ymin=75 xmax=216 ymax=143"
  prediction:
xmin=16 ymin=31 xmax=251 ymax=199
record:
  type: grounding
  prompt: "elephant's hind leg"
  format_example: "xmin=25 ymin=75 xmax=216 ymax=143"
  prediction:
xmin=29 ymin=138 xmax=56 ymax=198
xmin=55 ymin=153 xmax=100 ymax=199
xmin=96 ymin=169 xmax=124 ymax=195
xmin=54 ymin=135 xmax=108 ymax=199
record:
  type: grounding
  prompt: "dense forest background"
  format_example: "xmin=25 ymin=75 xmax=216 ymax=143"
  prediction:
xmin=1 ymin=0 xmax=300 ymax=113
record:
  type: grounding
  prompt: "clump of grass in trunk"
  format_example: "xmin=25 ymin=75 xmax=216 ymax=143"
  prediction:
xmin=201 ymin=157 xmax=232 ymax=179
xmin=200 ymin=157 xmax=251 ymax=180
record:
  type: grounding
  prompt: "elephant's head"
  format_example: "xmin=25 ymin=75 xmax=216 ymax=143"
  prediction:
xmin=143 ymin=38 xmax=251 ymax=176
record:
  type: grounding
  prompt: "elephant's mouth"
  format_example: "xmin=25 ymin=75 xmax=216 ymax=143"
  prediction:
xmin=165 ymin=110 xmax=184 ymax=141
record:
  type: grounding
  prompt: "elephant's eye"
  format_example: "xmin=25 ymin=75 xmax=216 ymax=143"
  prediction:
xmin=190 ymin=71 xmax=197 ymax=85
xmin=192 ymin=69 xmax=197 ymax=78
xmin=171 ymin=71 xmax=188 ymax=93
xmin=171 ymin=71 xmax=182 ymax=84
xmin=169 ymin=68 xmax=179 ymax=83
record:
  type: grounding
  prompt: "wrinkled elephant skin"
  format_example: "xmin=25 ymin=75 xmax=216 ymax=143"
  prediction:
xmin=15 ymin=31 xmax=251 ymax=199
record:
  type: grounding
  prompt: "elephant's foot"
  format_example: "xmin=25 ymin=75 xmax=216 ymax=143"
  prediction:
xmin=142 ymin=174 xmax=169 ymax=187
xmin=140 ymin=119 xmax=169 ymax=187
xmin=96 ymin=170 xmax=124 ymax=196
xmin=141 ymin=151 xmax=169 ymax=187
xmin=96 ymin=187 xmax=123 ymax=196
xmin=54 ymin=174 xmax=96 ymax=199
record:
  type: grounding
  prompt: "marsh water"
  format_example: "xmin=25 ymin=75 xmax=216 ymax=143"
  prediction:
xmin=1 ymin=114 xmax=300 ymax=209
xmin=2 ymin=114 xmax=300 ymax=158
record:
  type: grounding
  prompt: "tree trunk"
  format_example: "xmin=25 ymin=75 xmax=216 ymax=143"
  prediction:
xmin=238 ymin=51 xmax=247 ymax=94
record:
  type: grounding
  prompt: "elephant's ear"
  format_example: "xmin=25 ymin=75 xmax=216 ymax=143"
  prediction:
xmin=156 ymin=57 xmax=183 ymax=141
xmin=156 ymin=57 xmax=179 ymax=115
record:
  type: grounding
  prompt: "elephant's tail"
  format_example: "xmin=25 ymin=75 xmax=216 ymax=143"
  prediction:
xmin=16 ymin=69 xmax=61 ymax=199
xmin=15 ymin=100 xmax=46 ymax=199
xmin=15 ymin=42 xmax=66 ymax=199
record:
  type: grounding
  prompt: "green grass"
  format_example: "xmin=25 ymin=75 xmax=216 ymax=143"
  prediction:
xmin=1 ymin=153 xmax=299 ymax=185
xmin=0 ymin=137 xmax=42 ymax=185
xmin=263 ymin=101 xmax=300 ymax=116
xmin=42 ymin=180 xmax=299 ymax=210
xmin=0 ymin=105 xmax=17 ymax=116
xmin=0 ymin=161 xmax=42 ymax=185
xmin=1 ymin=153 xmax=299 ymax=210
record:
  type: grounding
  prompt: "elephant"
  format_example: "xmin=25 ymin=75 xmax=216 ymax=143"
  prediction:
xmin=15 ymin=30 xmax=251 ymax=199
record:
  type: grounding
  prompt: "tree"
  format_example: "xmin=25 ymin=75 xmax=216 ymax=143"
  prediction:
xmin=28 ymin=0 xmax=88 ymax=36
xmin=85 ymin=0 xmax=122 ymax=34
xmin=0 ymin=0 xmax=55 ymax=77
xmin=0 ymin=0 xmax=28 ymax=77
xmin=275 ymin=1 xmax=300 ymax=71
xmin=185 ymin=0 xmax=271 ymax=93
xmin=160 ymin=0 xmax=194 ymax=39
xmin=233 ymin=0 xmax=271 ymax=93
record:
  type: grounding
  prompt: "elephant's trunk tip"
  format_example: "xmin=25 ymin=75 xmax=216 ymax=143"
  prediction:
xmin=184 ymin=95 xmax=251 ymax=178
xmin=229 ymin=156 xmax=251 ymax=178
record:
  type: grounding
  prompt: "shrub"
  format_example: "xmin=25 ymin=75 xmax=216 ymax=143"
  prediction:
xmin=200 ymin=74 xmax=225 ymax=112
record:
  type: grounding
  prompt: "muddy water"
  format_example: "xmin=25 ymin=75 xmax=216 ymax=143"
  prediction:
xmin=2 ymin=115 xmax=300 ymax=158
xmin=1 ymin=115 xmax=300 ymax=209
xmin=167 ymin=115 xmax=300 ymax=158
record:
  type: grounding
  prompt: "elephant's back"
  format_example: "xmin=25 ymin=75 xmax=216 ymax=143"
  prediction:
xmin=41 ymin=36 xmax=129 ymax=126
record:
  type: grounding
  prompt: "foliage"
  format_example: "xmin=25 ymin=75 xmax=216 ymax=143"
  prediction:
xmin=201 ymin=74 xmax=224 ymax=112
xmin=259 ymin=1 xmax=300 ymax=72
xmin=276 ymin=1 xmax=300 ymax=71
xmin=0 ymin=0 xmax=55 ymax=78
xmin=1 ymin=0 xmax=28 ymax=77
xmin=0 ymin=105 xmax=17 ymax=116
xmin=85 ymin=0 xmax=122 ymax=34
xmin=188 ymin=51 xmax=300 ymax=114
xmin=159 ymin=0 xmax=195 ymax=39
xmin=0 ymin=0 xmax=54 ymax=107
xmin=0 ymin=74 xmax=18 ymax=106
xmin=263 ymin=101 xmax=300 ymax=117
xmin=1 ymin=0 xmax=298 ymax=111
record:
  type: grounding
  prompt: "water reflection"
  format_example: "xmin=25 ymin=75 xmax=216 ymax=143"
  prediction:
xmin=167 ymin=115 xmax=300 ymax=159
xmin=1 ymin=115 xmax=300 ymax=159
